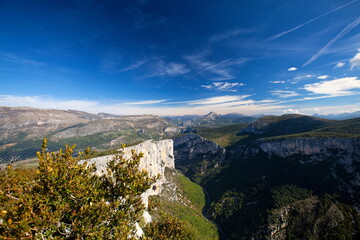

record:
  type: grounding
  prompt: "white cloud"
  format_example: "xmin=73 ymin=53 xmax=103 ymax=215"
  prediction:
xmin=0 ymin=94 xmax=288 ymax=116
xmin=349 ymin=49 xmax=360 ymax=69
xmin=304 ymin=77 xmax=360 ymax=96
xmin=284 ymin=109 xmax=300 ymax=114
xmin=317 ymin=75 xmax=329 ymax=80
xmin=293 ymin=103 xmax=360 ymax=115
xmin=271 ymin=90 xmax=299 ymax=98
xmin=270 ymin=80 xmax=285 ymax=83
xmin=294 ymin=74 xmax=313 ymax=80
xmin=186 ymin=95 xmax=250 ymax=105
xmin=201 ymin=82 xmax=245 ymax=91
xmin=335 ymin=62 xmax=345 ymax=68
xmin=124 ymin=100 xmax=167 ymax=105
xmin=288 ymin=67 xmax=298 ymax=71
xmin=0 ymin=95 xmax=99 ymax=111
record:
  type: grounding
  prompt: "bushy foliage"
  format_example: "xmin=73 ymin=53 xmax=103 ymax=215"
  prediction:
xmin=209 ymin=190 xmax=244 ymax=223
xmin=271 ymin=185 xmax=312 ymax=208
xmin=0 ymin=139 xmax=157 ymax=239
xmin=143 ymin=216 xmax=193 ymax=240
xmin=147 ymin=170 xmax=219 ymax=240
xmin=176 ymin=175 xmax=205 ymax=209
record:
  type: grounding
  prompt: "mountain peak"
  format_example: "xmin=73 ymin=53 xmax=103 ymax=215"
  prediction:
xmin=204 ymin=111 xmax=218 ymax=117
xmin=203 ymin=111 xmax=218 ymax=120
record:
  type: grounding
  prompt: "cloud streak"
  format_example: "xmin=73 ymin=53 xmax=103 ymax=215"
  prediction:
xmin=210 ymin=28 xmax=253 ymax=42
xmin=268 ymin=0 xmax=359 ymax=40
xmin=201 ymin=82 xmax=245 ymax=91
xmin=185 ymin=52 xmax=247 ymax=81
xmin=271 ymin=90 xmax=299 ymax=98
xmin=121 ymin=59 xmax=149 ymax=71
xmin=186 ymin=95 xmax=250 ymax=105
xmin=0 ymin=94 xmax=286 ymax=116
xmin=303 ymin=16 xmax=360 ymax=67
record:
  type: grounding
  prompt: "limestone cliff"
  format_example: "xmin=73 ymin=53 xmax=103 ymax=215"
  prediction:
xmin=173 ymin=134 xmax=225 ymax=180
xmin=89 ymin=139 xmax=174 ymax=213
xmin=258 ymin=137 xmax=360 ymax=159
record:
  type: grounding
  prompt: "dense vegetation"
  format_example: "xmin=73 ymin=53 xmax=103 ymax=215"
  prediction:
xmin=245 ymin=116 xmax=360 ymax=141
xmin=193 ymin=124 xmax=247 ymax=147
xmin=187 ymin=116 xmax=360 ymax=239
xmin=148 ymin=168 xmax=219 ymax=240
xmin=0 ymin=140 xmax=189 ymax=239
xmin=200 ymin=152 xmax=360 ymax=239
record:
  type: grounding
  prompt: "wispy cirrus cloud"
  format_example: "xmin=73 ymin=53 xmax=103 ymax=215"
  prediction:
xmin=303 ymin=16 xmax=360 ymax=67
xmin=271 ymin=90 xmax=299 ymax=98
xmin=121 ymin=59 xmax=149 ymax=71
xmin=142 ymin=60 xmax=190 ymax=78
xmin=294 ymin=74 xmax=314 ymax=80
xmin=210 ymin=28 xmax=253 ymax=43
xmin=0 ymin=94 xmax=287 ymax=116
xmin=186 ymin=95 xmax=250 ymax=105
xmin=185 ymin=51 xmax=247 ymax=81
xmin=0 ymin=52 xmax=46 ymax=67
xmin=201 ymin=82 xmax=245 ymax=91
xmin=304 ymin=77 xmax=360 ymax=96
xmin=124 ymin=99 xmax=167 ymax=105
xmin=268 ymin=0 xmax=359 ymax=40
xmin=99 ymin=52 xmax=123 ymax=73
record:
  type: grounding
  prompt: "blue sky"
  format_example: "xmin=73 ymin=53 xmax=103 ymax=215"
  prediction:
xmin=1 ymin=0 xmax=360 ymax=116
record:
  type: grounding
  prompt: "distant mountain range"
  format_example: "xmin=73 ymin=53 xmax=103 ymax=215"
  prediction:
xmin=164 ymin=111 xmax=256 ymax=127
xmin=313 ymin=110 xmax=360 ymax=120
xmin=0 ymin=106 xmax=180 ymax=161
xmin=2 ymin=106 xmax=360 ymax=163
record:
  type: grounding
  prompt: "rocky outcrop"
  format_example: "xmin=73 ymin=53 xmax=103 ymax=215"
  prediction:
xmin=258 ymin=137 xmax=360 ymax=159
xmin=88 ymin=139 xmax=175 ymax=237
xmin=89 ymin=139 xmax=174 ymax=214
xmin=173 ymin=134 xmax=225 ymax=179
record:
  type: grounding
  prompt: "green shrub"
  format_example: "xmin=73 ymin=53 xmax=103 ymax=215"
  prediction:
xmin=0 ymin=139 xmax=157 ymax=239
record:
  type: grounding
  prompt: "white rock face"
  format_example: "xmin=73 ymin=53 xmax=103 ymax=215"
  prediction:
xmin=123 ymin=139 xmax=175 ymax=210
xmin=89 ymin=139 xmax=175 ymax=224
xmin=258 ymin=138 xmax=360 ymax=158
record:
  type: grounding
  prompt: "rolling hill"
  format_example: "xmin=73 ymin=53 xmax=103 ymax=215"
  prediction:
xmin=0 ymin=106 xmax=180 ymax=162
